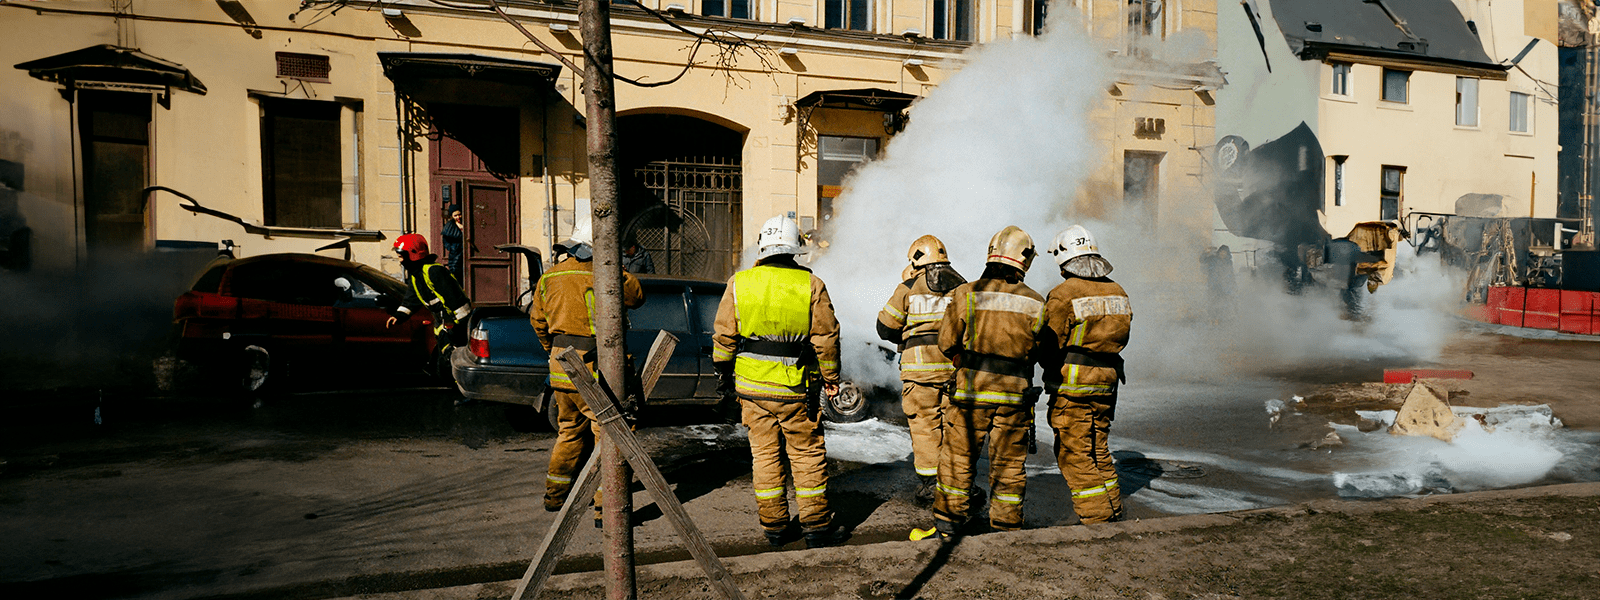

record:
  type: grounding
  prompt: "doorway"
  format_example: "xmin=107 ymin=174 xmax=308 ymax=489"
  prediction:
xmin=617 ymin=114 xmax=745 ymax=281
xmin=428 ymin=104 xmax=519 ymax=305
xmin=78 ymin=90 xmax=152 ymax=257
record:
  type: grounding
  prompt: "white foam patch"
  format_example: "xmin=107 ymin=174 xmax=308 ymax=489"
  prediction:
xmin=824 ymin=418 xmax=913 ymax=464
xmin=1136 ymin=478 xmax=1282 ymax=514
xmin=1332 ymin=404 xmax=1569 ymax=497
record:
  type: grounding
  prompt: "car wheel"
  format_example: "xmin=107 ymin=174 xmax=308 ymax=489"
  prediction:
xmin=239 ymin=344 xmax=276 ymax=394
xmin=821 ymin=381 xmax=871 ymax=423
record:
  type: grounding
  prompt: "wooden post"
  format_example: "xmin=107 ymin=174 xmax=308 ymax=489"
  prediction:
xmin=555 ymin=348 xmax=750 ymax=600
xmin=512 ymin=332 xmax=678 ymax=600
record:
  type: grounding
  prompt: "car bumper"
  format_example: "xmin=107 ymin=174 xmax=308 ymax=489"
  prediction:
xmin=450 ymin=347 xmax=549 ymax=405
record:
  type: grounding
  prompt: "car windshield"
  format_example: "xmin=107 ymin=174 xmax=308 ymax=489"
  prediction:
xmin=355 ymin=264 xmax=408 ymax=297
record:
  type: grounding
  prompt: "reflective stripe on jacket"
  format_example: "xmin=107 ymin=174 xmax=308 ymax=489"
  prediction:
xmin=877 ymin=270 xmax=962 ymax=384
xmin=937 ymin=277 xmax=1046 ymax=405
xmin=402 ymin=262 xmax=473 ymax=324
xmin=712 ymin=260 xmax=842 ymax=402
xmin=1041 ymin=276 xmax=1131 ymax=398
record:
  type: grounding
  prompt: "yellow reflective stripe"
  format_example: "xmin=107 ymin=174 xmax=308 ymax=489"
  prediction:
xmin=965 ymin=292 xmax=978 ymax=349
xmin=795 ymin=485 xmax=826 ymax=498
xmin=547 ymin=474 xmax=574 ymax=484
xmin=754 ymin=486 xmax=785 ymax=499
xmin=915 ymin=466 xmax=938 ymax=476
xmin=993 ymin=493 xmax=1022 ymax=504
xmin=538 ymin=269 xmax=590 ymax=302
xmin=907 ymin=312 xmax=943 ymax=324
xmin=584 ymin=289 xmax=595 ymax=335
xmin=937 ymin=482 xmax=969 ymax=497
xmin=1104 ymin=478 xmax=1119 ymax=490
xmin=734 ymin=375 xmax=806 ymax=399
xmin=954 ymin=389 xmax=1026 ymax=403
xmin=881 ymin=304 xmax=906 ymax=321
xmin=1071 ymin=321 xmax=1088 ymax=346
xmin=1072 ymin=485 xmax=1108 ymax=498
xmin=1057 ymin=383 xmax=1114 ymax=395
xmin=712 ymin=346 xmax=734 ymax=361
xmin=818 ymin=360 xmax=838 ymax=370
xmin=901 ymin=362 xmax=955 ymax=371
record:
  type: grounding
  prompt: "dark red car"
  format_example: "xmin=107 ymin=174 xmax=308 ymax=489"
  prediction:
xmin=172 ymin=253 xmax=437 ymax=392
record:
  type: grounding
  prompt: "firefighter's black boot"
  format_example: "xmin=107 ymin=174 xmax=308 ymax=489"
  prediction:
xmin=912 ymin=475 xmax=937 ymax=507
xmin=763 ymin=521 xmax=798 ymax=547
xmin=803 ymin=524 xmax=850 ymax=549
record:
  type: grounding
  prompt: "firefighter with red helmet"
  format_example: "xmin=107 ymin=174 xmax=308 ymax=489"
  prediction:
xmin=386 ymin=233 xmax=473 ymax=372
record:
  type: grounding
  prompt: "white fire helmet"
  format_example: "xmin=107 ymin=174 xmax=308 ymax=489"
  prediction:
xmin=756 ymin=215 xmax=805 ymax=259
xmin=554 ymin=215 xmax=594 ymax=260
xmin=1050 ymin=224 xmax=1114 ymax=277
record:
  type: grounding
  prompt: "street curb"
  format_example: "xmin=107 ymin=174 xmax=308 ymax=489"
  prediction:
xmin=356 ymin=480 xmax=1600 ymax=599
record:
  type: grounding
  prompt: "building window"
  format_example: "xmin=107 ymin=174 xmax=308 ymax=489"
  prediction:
xmin=1382 ymin=69 xmax=1409 ymax=103
xmin=826 ymin=0 xmax=871 ymax=31
xmin=1031 ymin=0 xmax=1049 ymax=35
xmin=702 ymin=0 xmax=750 ymax=19
xmin=1124 ymin=151 xmax=1164 ymax=226
xmin=817 ymin=136 xmax=879 ymax=224
xmin=1510 ymin=91 xmax=1532 ymax=132
xmin=261 ymin=98 xmax=342 ymax=228
xmin=1331 ymin=156 xmax=1347 ymax=207
xmin=1331 ymin=62 xmax=1351 ymax=96
xmin=1380 ymin=165 xmax=1405 ymax=220
xmin=1456 ymin=77 xmax=1479 ymax=126
xmin=1126 ymin=0 xmax=1163 ymax=57
xmin=933 ymin=0 xmax=975 ymax=41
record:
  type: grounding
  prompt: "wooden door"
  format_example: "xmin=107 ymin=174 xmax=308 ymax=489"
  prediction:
xmin=428 ymin=105 xmax=518 ymax=306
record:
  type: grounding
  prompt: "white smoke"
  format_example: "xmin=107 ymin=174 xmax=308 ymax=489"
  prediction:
xmin=807 ymin=8 xmax=1468 ymax=390
xmin=810 ymin=14 xmax=1113 ymax=388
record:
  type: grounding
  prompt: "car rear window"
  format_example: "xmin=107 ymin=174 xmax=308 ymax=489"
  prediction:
xmin=226 ymin=261 xmax=345 ymax=306
xmin=631 ymin=285 xmax=688 ymax=332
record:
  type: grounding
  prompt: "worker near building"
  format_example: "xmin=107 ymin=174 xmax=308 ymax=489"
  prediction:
xmin=912 ymin=226 xmax=1046 ymax=542
xmin=442 ymin=206 xmax=464 ymax=281
xmin=1041 ymin=225 xmax=1132 ymax=524
xmin=876 ymin=235 xmax=966 ymax=506
xmin=530 ymin=220 xmax=646 ymax=513
xmin=386 ymin=233 xmax=473 ymax=372
xmin=712 ymin=215 xmax=849 ymax=549
xmin=621 ymin=238 xmax=655 ymax=274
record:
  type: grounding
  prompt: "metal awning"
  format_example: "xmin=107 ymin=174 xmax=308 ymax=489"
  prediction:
xmin=795 ymin=88 xmax=917 ymax=112
xmin=14 ymin=44 xmax=207 ymax=95
xmin=377 ymin=52 xmax=561 ymax=88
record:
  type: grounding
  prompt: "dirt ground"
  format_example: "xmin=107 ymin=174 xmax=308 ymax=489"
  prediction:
xmin=353 ymin=483 xmax=1600 ymax=600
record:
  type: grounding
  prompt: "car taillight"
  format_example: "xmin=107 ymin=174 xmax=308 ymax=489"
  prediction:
xmin=469 ymin=327 xmax=490 ymax=359
xmin=174 ymin=292 xmax=237 ymax=319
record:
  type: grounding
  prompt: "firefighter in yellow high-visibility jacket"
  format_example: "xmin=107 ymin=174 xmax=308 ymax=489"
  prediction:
xmin=912 ymin=226 xmax=1047 ymax=542
xmin=877 ymin=235 xmax=966 ymax=506
xmin=712 ymin=216 xmax=849 ymax=549
xmin=1041 ymin=225 xmax=1131 ymax=524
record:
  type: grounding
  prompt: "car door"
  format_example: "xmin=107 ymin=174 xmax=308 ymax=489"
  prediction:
xmin=688 ymin=283 xmax=728 ymax=399
xmin=626 ymin=283 xmax=700 ymax=402
xmin=337 ymin=266 xmax=429 ymax=365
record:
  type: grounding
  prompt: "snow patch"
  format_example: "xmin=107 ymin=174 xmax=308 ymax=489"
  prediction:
xmin=824 ymin=418 xmax=912 ymax=464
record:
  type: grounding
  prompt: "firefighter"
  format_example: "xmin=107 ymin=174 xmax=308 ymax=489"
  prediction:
xmin=877 ymin=235 xmax=966 ymax=506
xmin=712 ymin=215 xmax=849 ymax=549
xmin=386 ymin=233 xmax=473 ymax=372
xmin=530 ymin=220 xmax=646 ymax=513
xmin=1041 ymin=225 xmax=1132 ymax=524
xmin=912 ymin=226 xmax=1046 ymax=542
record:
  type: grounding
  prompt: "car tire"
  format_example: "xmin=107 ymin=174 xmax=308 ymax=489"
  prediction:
xmin=821 ymin=381 xmax=871 ymax=423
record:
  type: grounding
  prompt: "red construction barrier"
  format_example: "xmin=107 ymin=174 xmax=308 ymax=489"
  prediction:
xmin=1560 ymin=290 xmax=1599 ymax=336
xmin=1383 ymin=369 xmax=1475 ymax=384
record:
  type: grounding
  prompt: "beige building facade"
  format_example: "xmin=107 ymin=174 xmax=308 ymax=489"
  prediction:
xmin=1 ymin=0 xmax=1219 ymax=301
xmin=1214 ymin=0 xmax=1559 ymax=259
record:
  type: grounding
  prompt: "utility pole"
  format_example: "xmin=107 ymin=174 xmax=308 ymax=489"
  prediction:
xmin=579 ymin=0 xmax=635 ymax=596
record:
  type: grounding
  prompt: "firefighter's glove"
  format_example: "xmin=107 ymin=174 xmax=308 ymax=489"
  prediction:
xmin=715 ymin=361 xmax=736 ymax=400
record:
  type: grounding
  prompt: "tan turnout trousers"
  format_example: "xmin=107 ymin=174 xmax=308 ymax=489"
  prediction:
xmin=1048 ymin=394 xmax=1120 ymax=523
xmin=935 ymin=402 xmax=1031 ymax=531
xmin=544 ymin=390 xmax=603 ymax=512
xmin=901 ymin=382 xmax=945 ymax=477
xmin=741 ymin=397 xmax=832 ymax=533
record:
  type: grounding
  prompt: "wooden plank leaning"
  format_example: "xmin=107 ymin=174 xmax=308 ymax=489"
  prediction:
xmin=511 ymin=331 xmax=681 ymax=600
xmin=554 ymin=345 xmax=750 ymax=600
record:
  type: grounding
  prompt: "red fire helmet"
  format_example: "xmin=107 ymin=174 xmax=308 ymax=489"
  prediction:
xmin=394 ymin=233 xmax=430 ymax=262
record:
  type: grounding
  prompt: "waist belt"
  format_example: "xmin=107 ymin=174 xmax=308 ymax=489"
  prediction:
xmin=552 ymin=334 xmax=597 ymax=358
xmin=900 ymin=333 xmax=940 ymax=351
xmin=1063 ymin=350 xmax=1123 ymax=370
xmin=740 ymin=339 xmax=807 ymax=359
xmin=962 ymin=353 xmax=1033 ymax=379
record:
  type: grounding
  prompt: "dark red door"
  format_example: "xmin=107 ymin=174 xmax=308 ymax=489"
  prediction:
xmin=428 ymin=105 xmax=519 ymax=306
